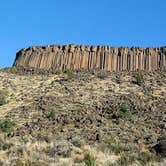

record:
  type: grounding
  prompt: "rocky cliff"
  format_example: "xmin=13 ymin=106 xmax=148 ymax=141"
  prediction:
xmin=13 ymin=44 xmax=166 ymax=71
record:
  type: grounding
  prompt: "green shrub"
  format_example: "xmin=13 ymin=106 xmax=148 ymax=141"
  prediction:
xmin=138 ymin=151 xmax=160 ymax=165
xmin=16 ymin=159 xmax=32 ymax=166
xmin=133 ymin=72 xmax=144 ymax=85
xmin=117 ymin=153 xmax=137 ymax=165
xmin=71 ymin=136 xmax=84 ymax=147
xmin=64 ymin=69 xmax=74 ymax=80
xmin=0 ymin=118 xmax=15 ymax=133
xmin=119 ymin=103 xmax=132 ymax=119
xmin=46 ymin=110 xmax=56 ymax=120
xmin=84 ymin=153 xmax=96 ymax=166
xmin=0 ymin=96 xmax=6 ymax=106
xmin=116 ymin=151 xmax=161 ymax=166
xmin=16 ymin=159 xmax=24 ymax=166
xmin=55 ymin=70 xmax=62 ymax=75
xmin=97 ymin=136 xmax=126 ymax=154
xmin=97 ymin=71 xmax=107 ymax=79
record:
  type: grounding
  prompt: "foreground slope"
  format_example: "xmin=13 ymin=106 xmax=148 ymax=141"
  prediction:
xmin=0 ymin=68 xmax=165 ymax=166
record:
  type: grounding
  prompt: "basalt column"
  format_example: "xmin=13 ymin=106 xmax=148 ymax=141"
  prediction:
xmin=13 ymin=45 xmax=166 ymax=72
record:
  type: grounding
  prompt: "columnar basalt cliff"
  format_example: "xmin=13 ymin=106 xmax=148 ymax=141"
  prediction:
xmin=13 ymin=44 xmax=166 ymax=72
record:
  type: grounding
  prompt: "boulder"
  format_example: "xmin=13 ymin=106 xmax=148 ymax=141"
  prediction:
xmin=151 ymin=135 xmax=166 ymax=157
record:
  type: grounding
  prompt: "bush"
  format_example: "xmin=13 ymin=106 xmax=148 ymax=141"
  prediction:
xmin=97 ymin=136 xmax=126 ymax=155
xmin=133 ymin=72 xmax=144 ymax=85
xmin=64 ymin=69 xmax=74 ymax=80
xmin=0 ymin=118 xmax=15 ymax=133
xmin=116 ymin=151 xmax=161 ymax=166
xmin=117 ymin=153 xmax=137 ymax=166
xmin=0 ymin=96 xmax=6 ymax=106
xmin=119 ymin=103 xmax=132 ymax=119
xmin=16 ymin=159 xmax=32 ymax=166
xmin=71 ymin=136 xmax=84 ymax=147
xmin=84 ymin=153 xmax=96 ymax=166
xmin=97 ymin=71 xmax=107 ymax=79
xmin=138 ymin=151 xmax=161 ymax=165
xmin=46 ymin=110 xmax=56 ymax=120
xmin=16 ymin=159 xmax=24 ymax=166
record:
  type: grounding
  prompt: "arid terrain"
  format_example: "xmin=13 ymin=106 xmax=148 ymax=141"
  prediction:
xmin=0 ymin=68 xmax=165 ymax=166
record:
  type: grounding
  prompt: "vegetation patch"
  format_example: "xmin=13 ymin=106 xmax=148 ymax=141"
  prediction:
xmin=0 ymin=96 xmax=6 ymax=106
xmin=84 ymin=153 xmax=96 ymax=166
xmin=98 ymin=136 xmax=127 ymax=155
xmin=118 ymin=102 xmax=132 ymax=119
xmin=0 ymin=118 xmax=15 ymax=133
xmin=97 ymin=71 xmax=107 ymax=79
xmin=46 ymin=110 xmax=57 ymax=121
xmin=64 ymin=69 xmax=75 ymax=80
xmin=133 ymin=72 xmax=144 ymax=85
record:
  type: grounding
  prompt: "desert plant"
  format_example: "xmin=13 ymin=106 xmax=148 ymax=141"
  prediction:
xmin=0 ymin=96 xmax=6 ymax=106
xmin=16 ymin=159 xmax=32 ymax=166
xmin=16 ymin=159 xmax=24 ymax=166
xmin=64 ymin=69 xmax=74 ymax=80
xmin=97 ymin=136 xmax=126 ymax=155
xmin=117 ymin=153 xmax=137 ymax=165
xmin=0 ymin=118 xmax=15 ymax=133
xmin=46 ymin=110 xmax=56 ymax=120
xmin=71 ymin=136 xmax=84 ymax=147
xmin=138 ymin=151 xmax=161 ymax=165
xmin=97 ymin=71 xmax=107 ymax=79
xmin=133 ymin=72 xmax=144 ymax=85
xmin=119 ymin=102 xmax=132 ymax=119
xmin=0 ymin=142 xmax=13 ymax=151
xmin=55 ymin=70 xmax=62 ymax=75
xmin=84 ymin=153 xmax=96 ymax=166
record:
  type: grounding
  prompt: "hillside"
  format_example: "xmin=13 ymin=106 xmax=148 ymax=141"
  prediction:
xmin=0 ymin=68 xmax=165 ymax=166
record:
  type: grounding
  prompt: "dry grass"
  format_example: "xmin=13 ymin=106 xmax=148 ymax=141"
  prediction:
xmin=0 ymin=69 xmax=165 ymax=165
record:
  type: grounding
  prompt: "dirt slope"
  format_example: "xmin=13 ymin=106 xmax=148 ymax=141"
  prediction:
xmin=0 ymin=68 xmax=165 ymax=166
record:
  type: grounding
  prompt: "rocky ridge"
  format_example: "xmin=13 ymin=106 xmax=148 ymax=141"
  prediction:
xmin=13 ymin=44 xmax=166 ymax=72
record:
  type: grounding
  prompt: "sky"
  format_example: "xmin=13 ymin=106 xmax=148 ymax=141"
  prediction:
xmin=0 ymin=0 xmax=166 ymax=68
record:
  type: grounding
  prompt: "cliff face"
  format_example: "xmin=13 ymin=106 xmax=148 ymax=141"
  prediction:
xmin=13 ymin=44 xmax=166 ymax=71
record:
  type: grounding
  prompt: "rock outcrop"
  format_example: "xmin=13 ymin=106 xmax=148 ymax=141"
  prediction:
xmin=151 ymin=135 xmax=166 ymax=157
xmin=13 ymin=44 xmax=166 ymax=72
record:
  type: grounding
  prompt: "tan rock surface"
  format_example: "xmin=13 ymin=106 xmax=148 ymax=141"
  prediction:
xmin=13 ymin=45 xmax=166 ymax=72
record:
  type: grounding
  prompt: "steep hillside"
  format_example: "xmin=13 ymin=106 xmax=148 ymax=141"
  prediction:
xmin=0 ymin=68 xmax=165 ymax=166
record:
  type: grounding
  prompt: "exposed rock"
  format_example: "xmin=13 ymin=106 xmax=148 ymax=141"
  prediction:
xmin=152 ymin=141 xmax=166 ymax=157
xmin=13 ymin=45 xmax=166 ymax=72
xmin=151 ymin=135 xmax=166 ymax=157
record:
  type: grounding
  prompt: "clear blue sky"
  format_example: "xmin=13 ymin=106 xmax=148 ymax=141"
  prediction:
xmin=0 ymin=0 xmax=166 ymax=68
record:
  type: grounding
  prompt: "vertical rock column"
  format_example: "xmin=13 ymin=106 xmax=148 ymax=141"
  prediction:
xmin=13 ymin=45 xmax=166 ymax=72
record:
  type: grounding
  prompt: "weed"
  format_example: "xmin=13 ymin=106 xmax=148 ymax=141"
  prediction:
xmin=119 ymin=102 xmax=132 ymax=119
xmin=46 ymin=110 xmax=56 ymax=120
xmin=0 ymin=96 xmax=6 ymax=106
xmin=98 ymin=137 xmax=126 ymax=155
xmin=16 ymin=159 xmax=32 ymax=166
xmin=0 ymin=142 xmax=13 ymax=151
xmin=117 ymin=153 xmax=137 ymax=165
xmin=84 ymin=153 xmax=96 ymax=166
xmin=16 ymin=159 xmax=24 ymax=166
xmin=55 ymin=70 xmax=62 ymax=75
xmin=133 ymin=72 xmax=144 ymax=85
xmin=0 ymin=118 xmax=15 ymax=133
xmin=116 ymin=151 xmax=162 ymax=166
xmin=64 ymin=69 xmax=74 ymax=80
xmin=71 ymin=136 xmax=84 ymax=147
xmin=97 ymin=71 xmax=107 ymax=79
xmin=138 ymin=151 xmax=161 ymax=165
